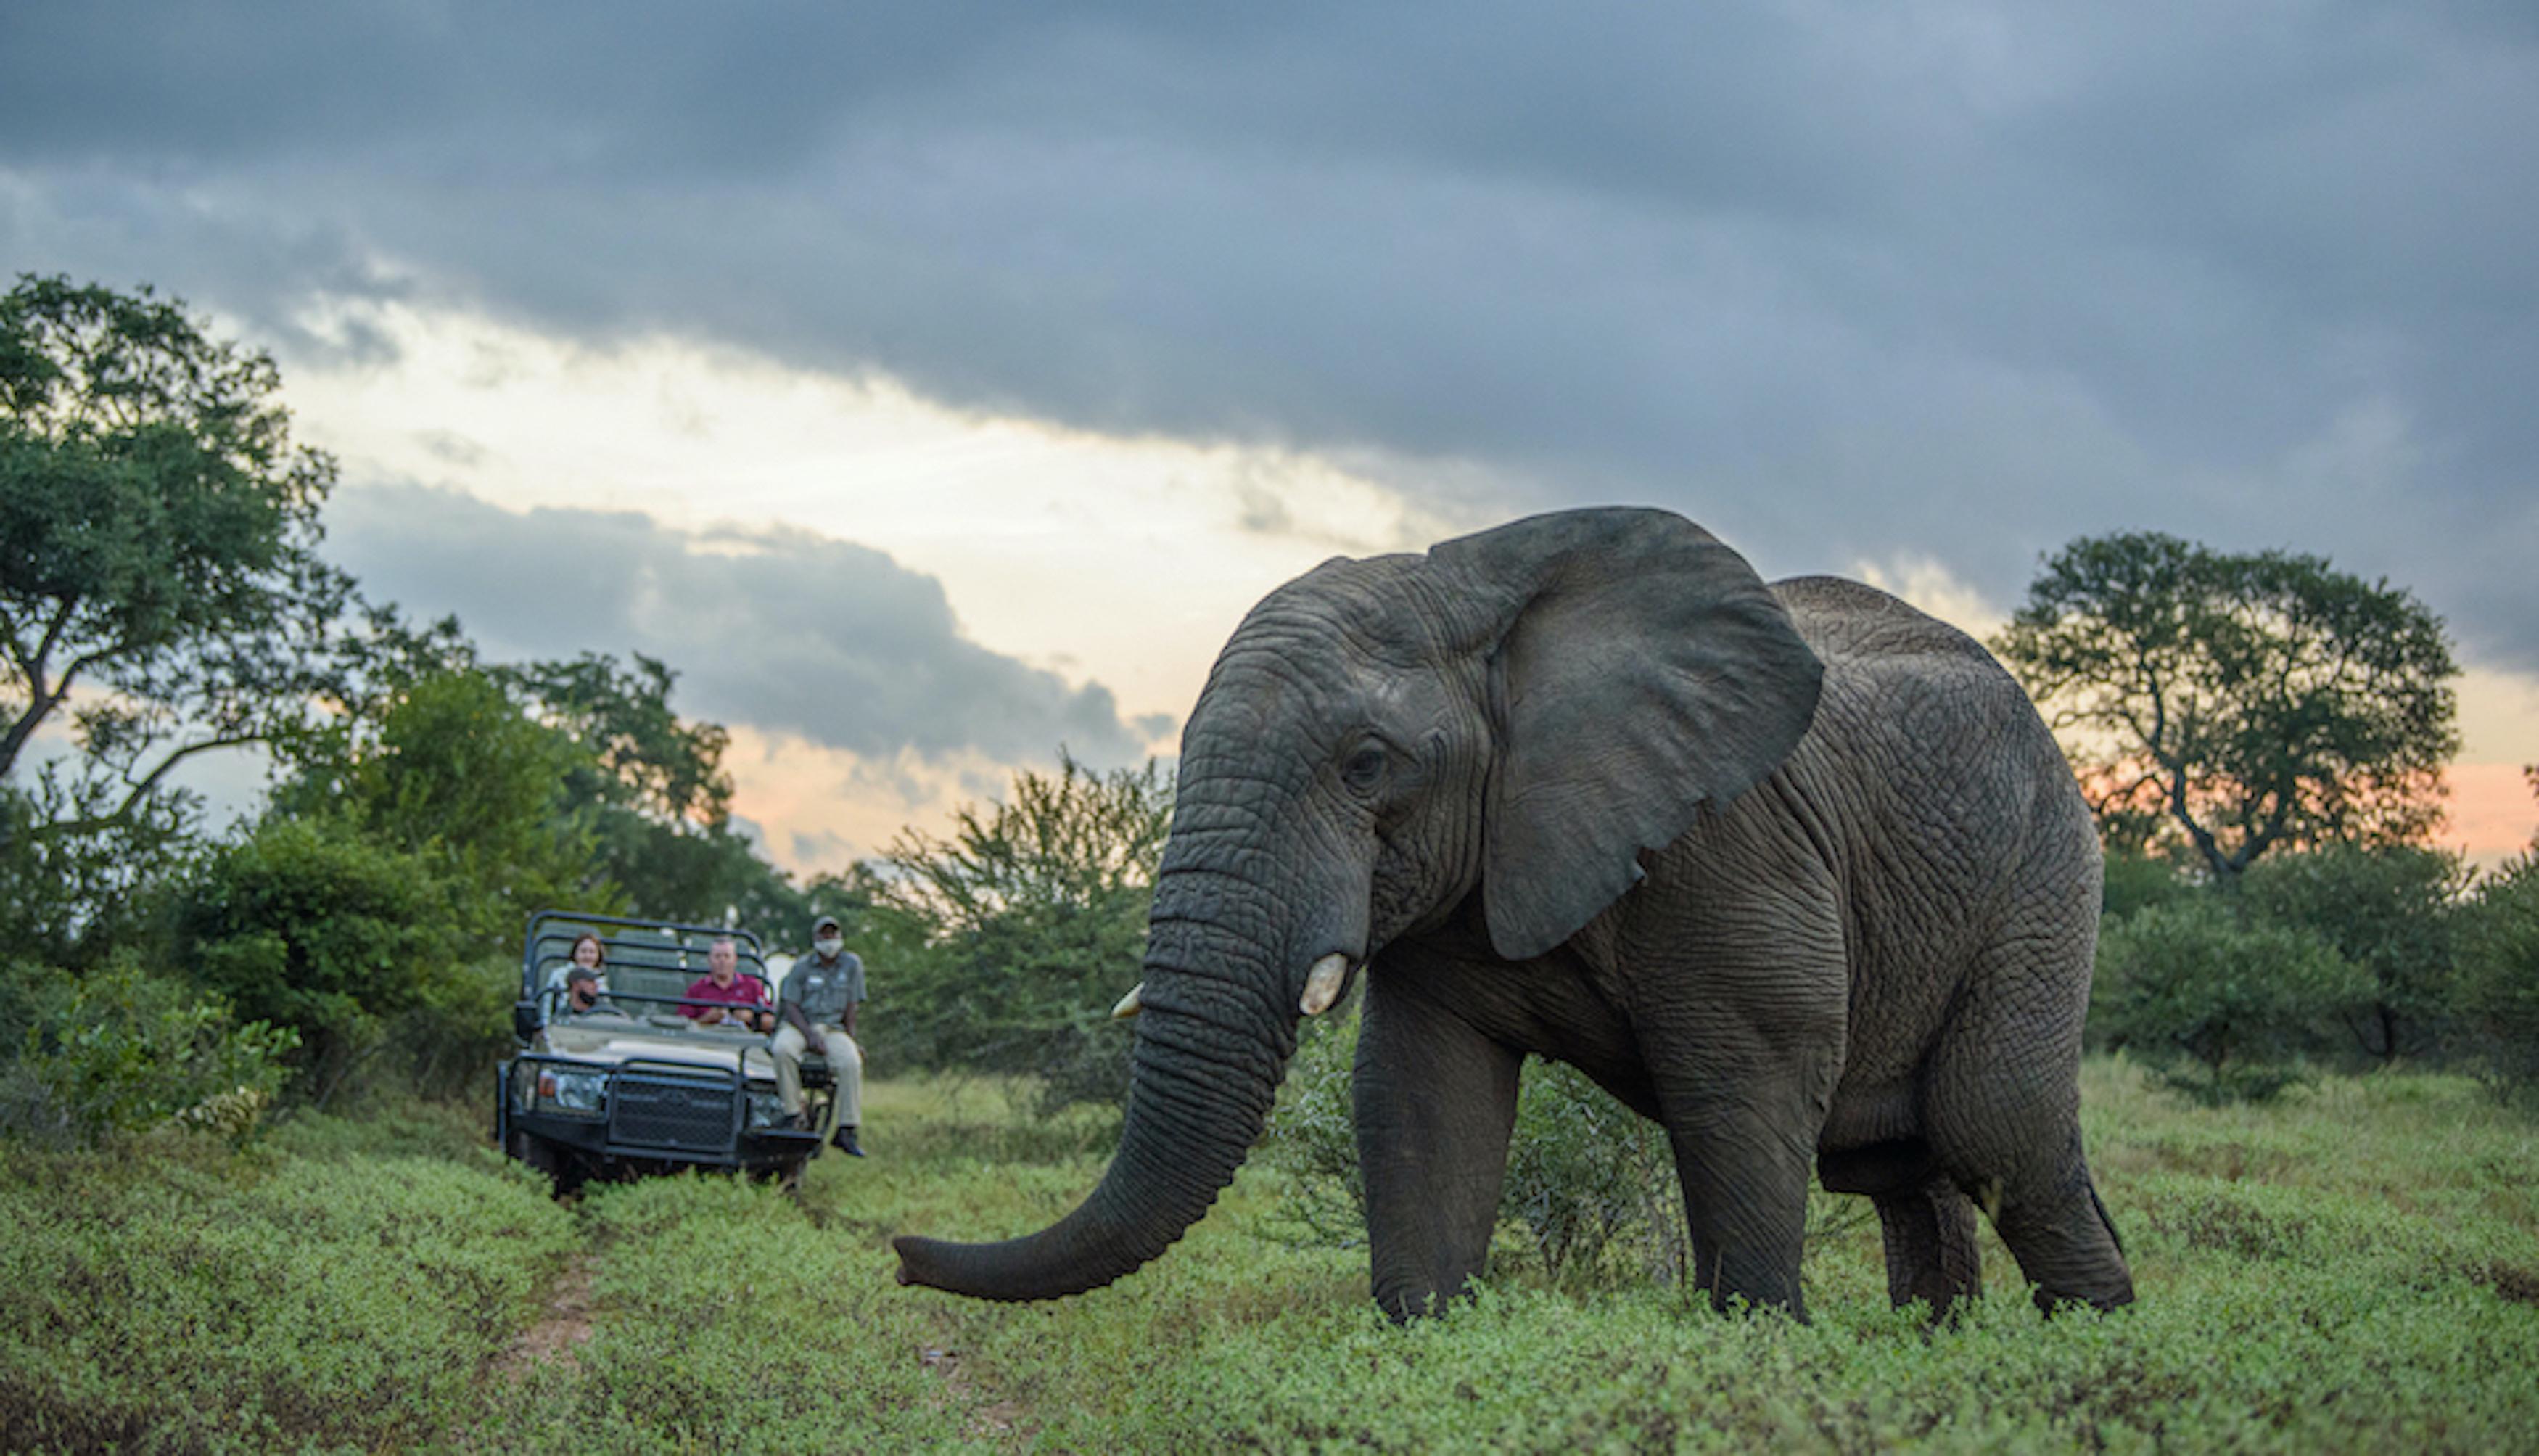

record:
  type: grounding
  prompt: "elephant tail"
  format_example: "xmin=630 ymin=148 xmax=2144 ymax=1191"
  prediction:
xmin=2090 ymin=1183 xmax=2126 ymax=1257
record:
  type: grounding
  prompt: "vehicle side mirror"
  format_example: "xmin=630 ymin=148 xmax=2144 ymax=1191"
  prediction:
xmin=513 ymin=1000 xmax=543 ymax=1042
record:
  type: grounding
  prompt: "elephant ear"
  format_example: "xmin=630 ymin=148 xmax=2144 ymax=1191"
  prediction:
xmin=1432 ymin=509 xmax=1824 ymax=961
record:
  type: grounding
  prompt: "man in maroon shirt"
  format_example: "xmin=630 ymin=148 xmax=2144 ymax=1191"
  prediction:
xmin=683 ymin=937 xmax=773 ymax=1033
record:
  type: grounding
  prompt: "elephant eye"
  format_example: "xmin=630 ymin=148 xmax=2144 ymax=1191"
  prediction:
xmin=1341 ymin=742 xmax=1388 ymax=791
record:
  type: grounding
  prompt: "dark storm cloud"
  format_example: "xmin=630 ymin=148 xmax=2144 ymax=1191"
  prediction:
xmin=5 ymin=1 xmax=2534 ymax=664
xmin=322 ymin=485 xmax=1162 ymax=765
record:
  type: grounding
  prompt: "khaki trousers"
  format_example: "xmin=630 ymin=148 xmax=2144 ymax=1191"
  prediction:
xmin=770 ymin=1022 xmax=862 ymax=1136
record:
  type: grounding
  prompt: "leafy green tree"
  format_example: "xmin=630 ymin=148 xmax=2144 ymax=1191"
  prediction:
xmin=872 ymin=754 xmax=1172 ymax=1112
xmin=2093 ymin=897 xmax=2371 ymax=1104
xmin=502 ymin=651 xmax=805 ymax=929
xmin=327 ymin=669 xmax=615 ymax=944
xmin=3 ymin=276 xmax=340 ymax=810
xmin=2241 ymin=843 xmax=2466 ymax=1063
xmin=2458 ymin=768 xmax=2539 ymax=1105
xmin=197 ymin=669 xmax=620 ymax=1099
xmin=1993 ymin=532 xmax=2458 ymax=884
xmin=2101 ymin=847 xmax=2198 ymax=922
xmin=0 ymin=276 xmax=460 ymax=959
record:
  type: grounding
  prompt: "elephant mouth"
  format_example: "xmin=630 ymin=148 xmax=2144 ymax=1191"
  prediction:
xmin=1114 ymin=951 xmax=1364 ymax=1024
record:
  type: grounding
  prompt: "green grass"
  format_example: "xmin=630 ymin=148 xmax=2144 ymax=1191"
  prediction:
xmin=3 ymin=1060 xmax=2535 ymax=1451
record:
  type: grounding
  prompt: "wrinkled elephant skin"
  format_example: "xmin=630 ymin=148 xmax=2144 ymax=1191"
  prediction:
xmin=893 ymin=507 xmax=2134 ymax=1323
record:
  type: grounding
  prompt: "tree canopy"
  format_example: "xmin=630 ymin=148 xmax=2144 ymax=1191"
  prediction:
xmin=500 ymin=652 xmax=802 ymax=929
xmin=1993 ymin=531 xmax=2458 ymax=883
xmin=1 ymin=275 xmax=360 ymax=810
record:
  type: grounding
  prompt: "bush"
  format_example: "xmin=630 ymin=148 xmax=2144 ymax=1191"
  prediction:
xmin=1502 ymin=1060 xmax=1686 ymax=1288
xmin=1261 ymin=1011 xmax=1373 ymax=1248
xmin=2241 ymin=842 xmax=2466 ymax=1062
xmin=396 ymin=953 xmax=522 ymax=1102
xmin=2458 ymin=852 xmax=2539 ymax=1106
xmin=7 ymin=955 xmax=295 ymax=1146
xmin=869 ymin=755 xmax=1170 ymax=1116
xmin=0 ymin=1140 xmax=572 ymax=1452
xmin=173 ymin=815 xmax=464 ymax=1101
xmin=2102 ymin=848 xmax=2199 ymax=923
xmin=2093 ymin=897 xmax=2371 ymax=1104
xmin=1264 ymin=1011 xmax=1685 ymax=1290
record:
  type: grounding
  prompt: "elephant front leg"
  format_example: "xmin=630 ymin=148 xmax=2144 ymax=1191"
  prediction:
xmin=1354 ymin=977 xmax=1523 ymax=1321
xmin=1666 ymin=1089 xmax=1819 ymax=1318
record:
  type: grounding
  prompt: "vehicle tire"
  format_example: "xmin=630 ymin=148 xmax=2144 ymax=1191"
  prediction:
xmin=511 ymin=1130 xmax=585 ymax=1198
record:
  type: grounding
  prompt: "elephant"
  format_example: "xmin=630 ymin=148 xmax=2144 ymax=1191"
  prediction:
xmin=893 ymin=506 xmax=2135 ymax=1322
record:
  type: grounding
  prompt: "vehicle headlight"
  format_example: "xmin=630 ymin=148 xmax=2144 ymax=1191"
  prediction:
xmin=536 ymin=1066 xmax=609 ymax=1116
xmin=746 ymin=1086 xmax=786 ymax=1129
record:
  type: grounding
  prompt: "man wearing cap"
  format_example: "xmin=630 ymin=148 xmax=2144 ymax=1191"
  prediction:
xmin=773 ymin=913 xmax=867 ymax=1156
xmin=559 ymin=966 xmax=620 ymax=1019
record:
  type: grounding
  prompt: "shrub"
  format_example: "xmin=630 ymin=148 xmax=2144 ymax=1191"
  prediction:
xmin=2102 ymin=848 xmax=2199 ymax=923
xmin=1502 ymin=1060 xmax=1685 ymax=1288
xmin=8 ymin=955 xmax=296 ymax=1146
xmin=396 ymin=953 xmax=521 ymax=1102
xmin=2241 ymin=842 xmax=2466 ymax=1062
xmin=2458 ymin=851 xmax=2539 ymax=1106
xmin=869 ymin=755 xmax=1170 ymax=1116
xmin=172 ymin=815 xmax=463 ymax=1102
xmin=2093 ymin=897 xmax=2371 ymax=1104
xmin=1261 ymin=1011 xmax=1373 ymax=1248
xmin=1264 ymin=1011 xmax=1684 ymax=1289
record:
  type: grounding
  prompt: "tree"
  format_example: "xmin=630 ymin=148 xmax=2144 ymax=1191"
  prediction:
xmin=0 ymin=276 xmax=457 ymax=957
xmin=2241 ymin=843 xmax=2466 ymax=1063
xmin=1993 ymin=532 xmax=2458 ymax=884
xmin=2 ymin=276 xmax=347 ymax=808
xmin=192 ymin=669 xmax=622 ymax=1100
xmin=872 ymin=754 xmax=1172 ymax=1112
xmin=501 ymin=652 xmax=803 ymax=929
xmin=2457 ymin=768 xmax=2539 ymax=1104
xmin=281 ymin=668 xmax=620 ymax=950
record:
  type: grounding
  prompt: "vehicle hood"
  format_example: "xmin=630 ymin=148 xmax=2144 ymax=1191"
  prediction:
xmin=535 ymin=1019 xmax=778 ymax=1081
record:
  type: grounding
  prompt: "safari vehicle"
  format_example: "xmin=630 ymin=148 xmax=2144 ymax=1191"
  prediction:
xmin=495 ymin=910 xmax=829 ymax=1194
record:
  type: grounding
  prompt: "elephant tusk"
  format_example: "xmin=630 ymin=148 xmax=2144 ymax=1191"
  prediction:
xmin=1300 ymin=954 xmax=1350 ymax=1016
xmin=1110 ymin=983 xmax=1145 ymax=1020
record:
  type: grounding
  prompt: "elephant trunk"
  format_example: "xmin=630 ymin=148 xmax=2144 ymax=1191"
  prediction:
xmin=891 ymin=880 xmax=1301 ymax=1302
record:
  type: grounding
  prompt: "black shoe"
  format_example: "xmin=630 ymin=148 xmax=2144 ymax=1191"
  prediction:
xmin=781 ymin=1112 xmax=810 ymax=1132
xmin=831 ymin=1126 xmax=864 ymax=1157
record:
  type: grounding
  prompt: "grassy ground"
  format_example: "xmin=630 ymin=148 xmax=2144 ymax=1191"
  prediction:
xmin=4 ymin=1058 xmax=2535 ymax=1452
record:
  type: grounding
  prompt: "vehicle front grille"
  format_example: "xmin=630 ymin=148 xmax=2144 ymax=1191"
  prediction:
xmin=609 ymin=1073 xmax=734 ymax=1153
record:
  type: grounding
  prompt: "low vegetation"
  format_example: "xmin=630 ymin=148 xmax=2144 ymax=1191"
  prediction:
xmin=4 ymin=1061 xmax=2535 ymax=1452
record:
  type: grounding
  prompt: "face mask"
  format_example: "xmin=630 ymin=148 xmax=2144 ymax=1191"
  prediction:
xmin=815 ymin=937 xmax=844 ymax=958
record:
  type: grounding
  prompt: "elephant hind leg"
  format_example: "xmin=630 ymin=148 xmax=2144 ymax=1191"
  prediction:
xmin=1981 ymin=1141 xmax=2135 ymax=1314
xmin=1874 ymin=1174 xmax=1982 ymax=1322
xmin=1925 ymin=926 xmax=2133 ymax=1314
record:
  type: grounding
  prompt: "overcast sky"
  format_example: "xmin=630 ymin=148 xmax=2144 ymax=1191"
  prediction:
xmin=7 ymin=1 xmax=2534 ymax=867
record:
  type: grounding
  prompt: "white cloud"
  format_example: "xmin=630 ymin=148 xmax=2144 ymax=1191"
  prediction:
xmin=1843 ymin=554 xmax=2007 ymax=640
